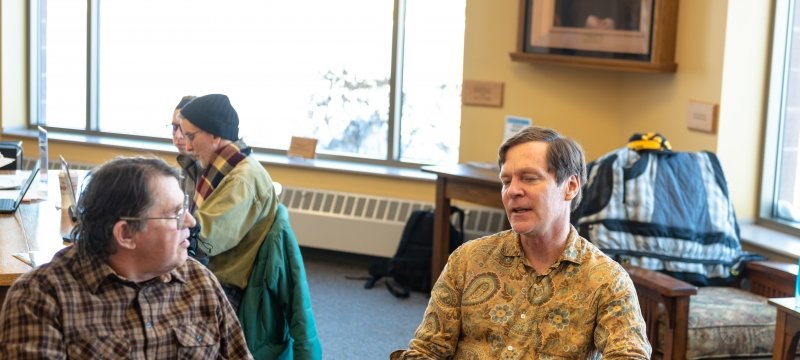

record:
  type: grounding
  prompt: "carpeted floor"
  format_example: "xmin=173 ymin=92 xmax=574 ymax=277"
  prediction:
xmin=301 ymin=248 xmax=431 ymax=360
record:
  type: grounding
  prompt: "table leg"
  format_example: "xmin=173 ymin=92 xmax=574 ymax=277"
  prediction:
xmin=774 ymin=308 xmax=800 ymax=360
xmin=430 ymin=177 xmax=451 ymax=288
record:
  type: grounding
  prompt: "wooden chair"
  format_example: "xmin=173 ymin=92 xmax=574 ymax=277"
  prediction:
xmin=626 ymin=261 xmax=798 ymax=359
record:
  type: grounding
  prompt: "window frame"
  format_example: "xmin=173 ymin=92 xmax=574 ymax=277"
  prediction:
xmin=27 ymin=0 xmax=461 ymax=169
xmin=759 ymin=0 xmax=800 ymax=236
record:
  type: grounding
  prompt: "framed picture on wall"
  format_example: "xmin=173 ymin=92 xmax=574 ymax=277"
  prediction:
xmin=510 ymin=0 xmax=679 ymax=73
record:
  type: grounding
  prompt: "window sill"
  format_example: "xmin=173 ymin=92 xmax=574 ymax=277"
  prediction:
xmin=740 ymin=221 xmax=800 ymax=262
xmin=1 ymin=127 xmax=437 ymax=182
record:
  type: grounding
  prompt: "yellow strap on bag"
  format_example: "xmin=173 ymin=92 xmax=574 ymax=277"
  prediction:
xmin=627 ymin=132 xmax=672 ymax=151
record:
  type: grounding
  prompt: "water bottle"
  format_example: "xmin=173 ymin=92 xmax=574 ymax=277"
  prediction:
xmin=796 ymin=256 xmax=800 ymax=307
xmin=58 ymin=169 xmax=78 ymax=209
xmin=58 ymin=169 xmax=71 ymax=209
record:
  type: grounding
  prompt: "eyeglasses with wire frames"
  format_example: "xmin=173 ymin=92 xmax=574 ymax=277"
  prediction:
xmin=120 ymin=194 xmax=190 ymax=230
xmin=166 ymin=123 xmax=181 ymax=134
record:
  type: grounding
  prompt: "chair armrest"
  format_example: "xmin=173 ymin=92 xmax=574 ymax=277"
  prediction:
xmin=745 ymin=260 xmax=797 ymax=298
xmin=624 ymin=265 xmax=698 ymax=297
xmin=624 ymin=265 xmax=697 ymax=360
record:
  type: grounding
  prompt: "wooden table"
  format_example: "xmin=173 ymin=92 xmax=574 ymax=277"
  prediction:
xmin=0 ymin=170 xmax=78 ymax=304
xmin=421 ymin=164 xmax=506 ymax=286
xmin=770 ymin=297 xmax=800 ymax=360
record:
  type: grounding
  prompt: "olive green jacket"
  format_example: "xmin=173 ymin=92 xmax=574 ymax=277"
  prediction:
xmin=196 ymin=156 xmax=277 ymax=289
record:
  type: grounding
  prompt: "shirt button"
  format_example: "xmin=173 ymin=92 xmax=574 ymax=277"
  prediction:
xmin=196 ymin=335 xmax=202 ymax=343
xmin=507 ymin=345 xmax=514 ymax=351
xmin=144 ymin=321 xmax=153 ymax=329
xmin=520 ymin=314 xmax=526 ymax=319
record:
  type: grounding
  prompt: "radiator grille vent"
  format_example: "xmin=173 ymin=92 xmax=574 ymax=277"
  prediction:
xmin=281 ymin=187 xmax=432 ymax=224
xmin=280 ymin=186 xmax=507 ymax=236
xmin=280 ymin=186 xmax=506 ymax=257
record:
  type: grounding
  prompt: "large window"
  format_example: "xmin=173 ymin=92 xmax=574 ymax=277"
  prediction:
xmin=762 ymin=0 xmax=800 ymax=232
xmin=31 ymin=0 xmax=465 ymax=165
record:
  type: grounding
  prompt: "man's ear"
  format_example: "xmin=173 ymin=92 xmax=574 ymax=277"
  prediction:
xmin=113 ymin=220 xmax=137 ymax=250
xmin=564 ymin=174 xmax=580 ymax=201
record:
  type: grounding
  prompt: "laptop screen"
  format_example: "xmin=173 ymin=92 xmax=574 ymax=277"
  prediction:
xmin=13 ymin=160 xmax=40 ymax=204
xmin=0 ymin=160 xmax=40 ymax=213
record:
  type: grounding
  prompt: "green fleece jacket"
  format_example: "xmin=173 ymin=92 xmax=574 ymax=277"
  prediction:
xmin=239 ymin=203 xmax=322 ymax=360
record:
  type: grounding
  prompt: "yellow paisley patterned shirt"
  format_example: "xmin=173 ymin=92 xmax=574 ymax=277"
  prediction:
xmin=391 ymin=226 xmax=651 ymax=360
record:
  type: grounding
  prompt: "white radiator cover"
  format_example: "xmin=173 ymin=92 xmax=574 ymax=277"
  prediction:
xmin=280 ymin=186 xmax=507 ymax=258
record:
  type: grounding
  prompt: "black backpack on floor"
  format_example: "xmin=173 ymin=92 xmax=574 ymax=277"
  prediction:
xmin=365 ymin=206 xmax=465 ymax=298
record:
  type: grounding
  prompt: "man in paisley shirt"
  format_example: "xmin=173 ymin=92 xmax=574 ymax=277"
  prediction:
xmin=392 ymin=126 xmax=651 ymax=359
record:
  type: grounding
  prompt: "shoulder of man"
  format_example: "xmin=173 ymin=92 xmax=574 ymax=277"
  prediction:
xmin=573 ymin=235 xmax=630 ymax=280
xmin=223 ymin=157 xmax=271 ymax=185
xmin=224 ymin=157 xmax=276 ymax=198
xmin=450 ymin=230 xmax=517 ymax=262
xmin=5 ymin=246 xmax=83 ymax=302
xmin=180 ymin=257 xmax=220 ymax=280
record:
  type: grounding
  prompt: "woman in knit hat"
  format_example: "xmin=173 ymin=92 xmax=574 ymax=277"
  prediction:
xmin=178 ymin=94 xmax=321 ymax=359
xmin=179 ymin=94 xmax=268 ymax=306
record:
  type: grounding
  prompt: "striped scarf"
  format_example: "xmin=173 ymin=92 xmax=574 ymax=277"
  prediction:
xmin=192 ymin=140 xmax=251 ymax=212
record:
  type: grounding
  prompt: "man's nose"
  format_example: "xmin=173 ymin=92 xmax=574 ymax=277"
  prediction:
xmin=505 ymin=179 xmax=524 ymax=196
xmin=184 ymin=212 xmax=196 ymax=229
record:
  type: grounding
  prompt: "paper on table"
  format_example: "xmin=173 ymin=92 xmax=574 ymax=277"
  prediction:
xmin=0 ymin=170 xmax=25 ymax=190
xmin=0 ymin=176 xmax=20 ymax=190
xmin=0 ymin=189 xmax=18 ymax=199
xmin=13 ymin=250 xmax=58 ymax=267
xmin=0 ymin=183 xmax=46 ymax=201
xmin=0 ymin=155 xmax=13 ymax=169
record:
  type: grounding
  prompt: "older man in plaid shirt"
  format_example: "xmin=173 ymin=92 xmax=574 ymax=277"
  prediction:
xmin=0 ymin=157 xmax=252 ymax=359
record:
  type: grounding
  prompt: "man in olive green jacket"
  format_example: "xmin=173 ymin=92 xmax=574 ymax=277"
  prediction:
xmin=179 ymin=94 xmax=277 ymax=311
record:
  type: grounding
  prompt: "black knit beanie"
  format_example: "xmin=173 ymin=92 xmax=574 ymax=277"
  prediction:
xmin=175 ymin=95 xmax=196 ymax=110
xmin=180 ymin=94 xmax=239 ymax=140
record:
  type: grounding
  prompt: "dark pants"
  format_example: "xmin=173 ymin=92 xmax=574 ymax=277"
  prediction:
xmin=221 ymin=284 xmax=244 ymax=313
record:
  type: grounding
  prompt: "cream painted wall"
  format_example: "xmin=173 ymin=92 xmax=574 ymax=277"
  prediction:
xmin=464 ymin=0 xmax=771 ymax=220
xmin=459 ymin=0 xmax=733 ymax=163
xmin=619 ymin=1 xmax=725 ymax=153
xmin=461 ymin=0 xmax=624 ymax=163
xmin=716 ymin=1 xmax=772 ymax=221
xmin=618 ymin=0 xmax=772 ymax=220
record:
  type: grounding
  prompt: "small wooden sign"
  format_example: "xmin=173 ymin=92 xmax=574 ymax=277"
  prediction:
xmin=287 ymin=136 xmax=318 ymax=159
xmin=462 ymin=80 xmax=504 ymax=107
xmin=687 ymin=101 xmax=717 ymax=134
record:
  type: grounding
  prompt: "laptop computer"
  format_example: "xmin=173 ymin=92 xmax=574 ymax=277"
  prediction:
xmin=0 ymin=160 xmax=40 ymax=214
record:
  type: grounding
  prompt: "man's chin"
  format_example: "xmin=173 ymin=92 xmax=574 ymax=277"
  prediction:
xmin=510 ymin=222 xmax=535 ymax=235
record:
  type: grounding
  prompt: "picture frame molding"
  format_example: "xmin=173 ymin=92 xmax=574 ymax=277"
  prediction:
xmin=510 ymin=0 xmax=679 ymax=73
